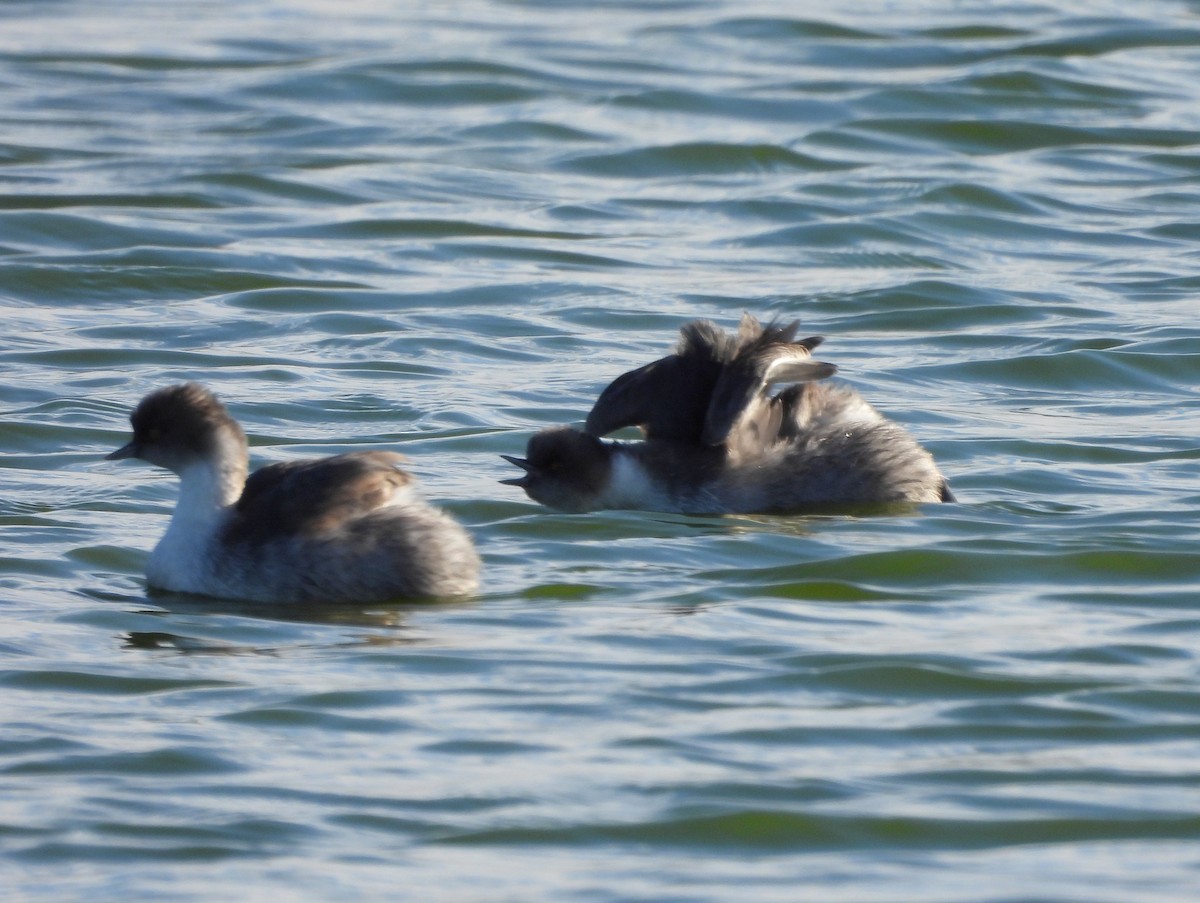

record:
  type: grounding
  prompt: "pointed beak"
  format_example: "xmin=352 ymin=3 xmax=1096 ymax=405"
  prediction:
xmin=106 ymin=440 xmax=139 ymax=461
xmin=499 ymin=454 xmax=532 ymax=487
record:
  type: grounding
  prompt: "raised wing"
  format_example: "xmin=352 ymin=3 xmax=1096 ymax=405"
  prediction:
xmin=585 ymin=353 xmax=719 ymax=442
xmin=585 ymin=313 xmax=834 ymax=451
xmin=701 ymin=317 xmax=835 ymax=447
xmin=585 ymin=318 xmax=739 ymax=441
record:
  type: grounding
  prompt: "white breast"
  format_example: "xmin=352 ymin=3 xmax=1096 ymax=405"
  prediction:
xmin=600 ymin=453 xmax=680 ymax=512
xmin=144 ymin=460 xmax=230 ymax=594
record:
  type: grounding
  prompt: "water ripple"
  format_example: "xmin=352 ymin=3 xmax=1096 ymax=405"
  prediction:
xmin=3 ymin=1 xmax=1200 ymax=901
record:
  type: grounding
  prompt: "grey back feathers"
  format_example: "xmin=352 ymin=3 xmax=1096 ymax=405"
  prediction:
xmin=228 ymin=451 xmax=413 ymax=546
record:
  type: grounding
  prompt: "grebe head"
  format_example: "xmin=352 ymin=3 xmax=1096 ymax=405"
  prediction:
xmin=501 ymin=428 xmax=613 ymax=513
xmin=108 ymin=382 xmax=246 ymax=475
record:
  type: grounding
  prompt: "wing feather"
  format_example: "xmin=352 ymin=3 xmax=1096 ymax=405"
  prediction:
xmin=586 ymin=314 xmax=835 ymax=451
xmin=227 ymin=451 xmax=411 ymax=545
xmin=701 ymin=319 xmax=836 ymax=447
xmin=585 ymin=323 xmax=727 ymax=441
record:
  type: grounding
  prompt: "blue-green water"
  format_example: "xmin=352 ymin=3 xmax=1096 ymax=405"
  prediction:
xmin=3 ymin=1 xmax=1200 ymax=900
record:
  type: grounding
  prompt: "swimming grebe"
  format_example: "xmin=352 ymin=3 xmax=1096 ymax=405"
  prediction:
xmin=108 ymin=383 xmax=480 ymax=603
xmin=502 ymin=314 xmax=953 ymax=513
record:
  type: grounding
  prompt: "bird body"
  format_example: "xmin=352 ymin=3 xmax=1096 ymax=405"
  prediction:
xmin=109 ymin=383 xmax=480 ymax=603
xmin=503 ymin=315 xmax=953 ymax=514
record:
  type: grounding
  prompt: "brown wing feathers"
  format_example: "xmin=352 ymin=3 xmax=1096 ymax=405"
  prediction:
xmin=228 ymin=452 xmax=410 ymax=544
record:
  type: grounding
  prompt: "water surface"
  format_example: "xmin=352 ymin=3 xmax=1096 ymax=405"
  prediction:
xmin=3 ymin=1 xmax=1200 ymax=900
